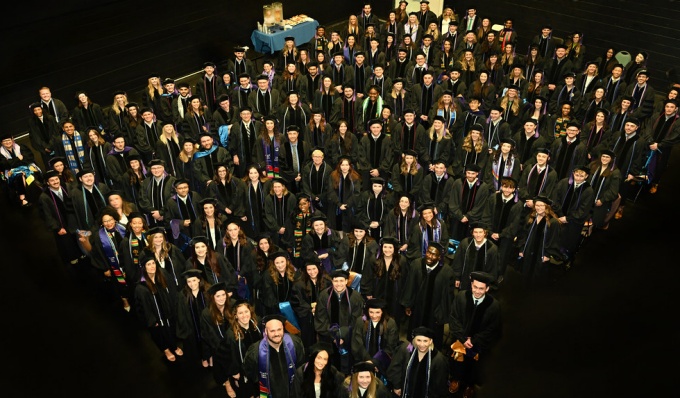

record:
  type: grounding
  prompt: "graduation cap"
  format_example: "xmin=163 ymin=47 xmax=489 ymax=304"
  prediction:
xmin=636 ymin=69 xmax=650 ymax=77
xmin=380 ymin=236 xmax=400 ymax=247
xmin=533 ymin=95 xmax=548 ymax=103
xmin=418 ymin=201 xmax=436 ymax=212
xmin=43 ymin=170 xmax=59 ymax=181
xmin=182 ymin=137 xmax=197 ymax=145
xmin=422 ymin=34 xmax=434 ymax=41
xmin=284 ymin=36 xmax=295 ymax=42
xmin=127 ymin=211 xmax=145 ymax=221
xmin=148 ymin=72 xmax=161 ymax=79
xmin=489 ymin=104 xmax=504 ymax=113
xmin=190 ymin=236 xmax=210 ymax=246
xmin=368 ymin=119 xmax=383 ymax=127
xmin=441 ymin=90 xmax=454 ymax=97
xmin=428 ymin=241 xmax=444 ymax=253
xmin=207 ymin=281 xmax=228 ymax=295
xmin=256 ymin=231 xmax=272 ymax=242
xmin=330 ymin=269 xmax=350 ymax=279
xmin=470 ymin=123 xmax=485 ymax=132
xmin=392 ymin=77 xmax=406 ymax=85
xmin=286 ymin=124 xmax=300 ymax=132
xmin=536 ymin=147 xmax=551 ymax=156
xmin=664 ymin=99 xmax=679 ymax=107
xmin=352 ymin=361 xmax=375 ymax=374
xmin=395 ymin=191 xmax=414 ymax=204
xmin=351 ymin=219 xmax=369 ymax=232
xmin=308 ymin=341 xmax=334 ymax=357
xmin=562 ymin=71 xmax=576 ymax=79
xmin=256 ymin=74 xmax=270 ymax=81
xmin=411 ymin=326 xmax=435 ymax=339
xmin=432 ymin=115 xmax=446 ymax=123
xmin=566 ymin=121 xmax=580 ymax=129
xmin=397 ymin=47 xmax=408 ymax=53
xmin=500 ymin=137 xmax=517 ymax=147
xmin=162 ymin=78 xmax=175 ymax=85
xmin=149 ymin=159 xmax=165 ymax=167
xmin=173 ymin=178 xmax=190 ymax=188
xmin=28 ymin=102 xmax=42 ymax=110
xmin=408 ymin=11 xmax=419 ymax=16
xmin=48 ymin=156 xmax=67 ymax=167
xmin=139 ymin=107 xmax=154 ymax=114
xmin=468 ymin=221 xmax=487 ymax=230
xmin=555 ymin=43 xmax=568 ymax=50
xmin=370 ymin=177 xmax=385 ymax=185
xmin=112 ymin=89 xmax=127 ymax=97
xmin=160 ymin=120 xmax=174 ymax=127
xmin=233 ymin=46 xmax=247 ymax=53
xmin=572 ymin=164 xmax=590 ymax=174
xmin=404 ymin=149 xmax=418 ymax=157
xmin=470 ymin=271 xmax=495 ymax=285
xmin=365 ymin=298 xmax=387 ymax=309
xmin=402 ymin=108 xmax=415 ymax=115
xmin=138 ymin=250 xmax=156 ymax=266
xmin=182 ymin=268 xmax=203 ymax=280
xmin=262 ymin=313 xmax=287 ymax=326
xmin=147 ymin=225 xmax=166 ymax=235
xmin=309 ymin=214 xmax=328 ymax=224
xmin=176 ymin=81 xmax=191 ymax=89
xmin=500 ymin=176 xmax=518 ymax=187
xmin=125 ymin=102 xmax=139 ymax=109
xmin=533 ymin=195 xmax=553 ymax=205
xmin=626 ymin=117 xmax=641 ymax=126
xmin=232 ymin=297 xmax=250 ymax=308
xmin=76 ymin=168 xmax=95 ymax=179
xmin=465 ymin=163 xmax=482 ymax=173
xmin=271 ymin=176 xmax=287 ymax=186
xmin=506 ymin=84 xmax=521 ymax=92
xmin=600 ymin=149 xmax=616 ymax=158
xmin=198 ymin=197 xmax=218 ymax=208
xmin=105 ymin=190 xmax=125 ymax=200
xmin=271 ymin=250 xmax=289 ymax=261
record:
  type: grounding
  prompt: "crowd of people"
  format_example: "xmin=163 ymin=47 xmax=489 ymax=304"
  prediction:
xmin=1 ymin=2 xmax=679 ymax=398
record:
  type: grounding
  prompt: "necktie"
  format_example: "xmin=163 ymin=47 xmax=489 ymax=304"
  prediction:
xmin=56 ymin=190 xmax=63 ymax=201
xmin=474 ymin=299 xmax=479 ymax=306
xmin=292 ymin=145 xmax=299 ymax=173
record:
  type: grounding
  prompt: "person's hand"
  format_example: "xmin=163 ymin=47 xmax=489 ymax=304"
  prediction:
xmin=151 ymin=210 xmax=162 ymax=220
xmin=394 ymin=389 xmax=402 ymax=396
xmin=650 ymin=143 xmax=658 ymax=151
xmin=104 ymin=270 xmax=112 ymax=277
xmin=455 ymin=280 xmax=460 ymax=289
xmin=464 ymin=337 xmax=473 ymax=349
xmin=370 ymin=169 xmax=379 ymax=177
xmin=295 ymin=174 xmax=302 ymax=182
xmin=370 ymin=221 xmax=379 ymax=229
xmin=58 ymin=228 xmax=67 ymax=235
xmin=318 ymin=253 xmax=329 ymax=260
xmin=226 ymin=207 xmax=233 ymax=214
xmin=559 ymin=216 xmax=567 ymax=224
xmin=405 ymin=308 xmax=412 ymax=316
xmin=233 ymin=373 xmax=240 ymax=380
xmin=241 ymin=216 xmax=248 ymax=221
xmin=420 ymin=114 xmax=428 ymax=121
xmin=491 ymin=232 xmax=499 ymax=240
xmin=518 ymin=252 xmax=524 ymax=258
xmin=400 ymin=244 xmax=407 ymax=252
xmin=183 ymin=220 xmax=191 ymax=227
xmin=233 ymin=155 xmax=240 ymax=166
xmin=461 ymin=216 xmax=468 ymax=223
xmin=279 ymin=227 xmax=285 ymax=234
xmin=224 ymin=382 xmax=236 ymax=398
xmin=340 ymin=204 xmax=347 ymax=210
xmin=525 ymin=200 xmax=534 ymax=208
xmin=595 ymin=200 xmax=602 ymax=207
xmin=542 ymin=256 xmax=549 ymax=262
xmin=548 ymin=84 xmax=556 ymax=90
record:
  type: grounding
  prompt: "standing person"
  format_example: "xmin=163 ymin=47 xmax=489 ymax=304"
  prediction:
xmin=345 ymin=220 xmax=379 ymax=294
xmin=390 ymin=150 xmax=423 ymax=200
xmin=263 ymin=177 xmax=297 ymax=250
xmin=516 ymin=195 xmax=562 ymax=288
xmin=482 ymin=177 xmax=523 ymax=282
xmin=146 ymin=226 xmax=187 ymax=289
xmin=549 ymin=121 xmax=589 ymax=181
xmin=351 ymin=298 xmax=400 ymax=380
xmin=293 ymin=341 xmax=348 ymax=398
xmin=326 ymin=119 xmax=361 ymax=170
xmin=484 ymin=137 xmax=521 ymax=193
xmin=449 ymin=164 xmax=491 ymax=242
xmin=242 ymin=163 xmax=272 ymax=239
xmin=51 ymin=120 xmax=87 ymax=175
xmin=71 ymin=168 xmax=110 ymax=231
xmin=314 ymin=269 xmax=365 ymax=375
xmin=386 ymin=326 xmax=450 ymax=398
xmin=404 ymin=201 xmax=449 ymax=262
xmin=38 ymin=86 xmax=70 ymax=123
xmin=200 ymin=281 xmax=233 ymax=368
xmin=402 ymin=242 xmax=454 ymax=348
xmin=588 ymin=150 xmax=621 ymax=230
xmin=134 ymin=250 xmax=181 ymax=362
xmin=260 ymin=250 xmax=298 ymax=324
xmin=212 ymin=298 xmax=262 ymax=398
xmin=243 ymin=314 xmax=306 ymax=398
xmin=221 ymin=221 xmax=257 ymax=301
xmin=291 ymin=262 xmax=332 ymax=348
xmin=229 ymin=106 xmax=262 ymax=179
xmin=551 ymin=165 xmax=594 ymax=262
xmin=84 ymin=127 xmax=113 ymax=188
xmin=302 ymin=149 xmax=332 ymax=212
xmin=193 ymin=133 xmax=231 ymax=195
xmin=642 ymin=99 xmax=680 ymax=194
xmin=448 ymin=271 xmax=502 ymax=398
xmin=279 ymin=124 xmax=312 ymax=195
xmin=138 ymin=159 xmax=176 ymax=229
xmin=253 ymin=116 xmax=283 ymax=181
xmin=106 ymin=134 xmax=140 ymax=191
xmin=134 ymin=107 xmax=162 ymax=164
xmin=361 ymin=237 xmax=409 ymax=328
xmin=517 ymin=148 xmax=559 ymax=214
xmin=27 ymin=102 xmax=60 ymax=168
xmin=355 ymin=177 xmax=393 ymax=243
xmin=357 ymin=120 xmax=394 ymax=191
xmin=286 ymin=194 xmax=322 ymax=270
xmin=176 ymin=137 xmax=202 ymax=194
xmin=118 ymin=212 xmax=149 ymax=296
xmin=208 ymin=162 xmax=246 ymax=224
xmin=175 ymin=269 xmax=210 ymax=368
xmin=39 ymin=170 xmax=82 ymax=267
xmin=382 ymin=192 xmax=418 ymax=258
xmin=154 ymin=121 xmax=183 ymax=177
xmin=141 ymin=73 xmax=164 ymax=117
xmin=251 ymin=233 xmax=280 ymax=316
xmin=327 ymin=155 xmax=362 ymax=237
xmin=452 ymin=125 xmax=489 ymax=180
xmin=71 ymin=91 xmax=107 ymax=135
xmin=163 ymin=178 xmax=202 ymax=253
xmin=196 ymin=62 xmax=220 ymax=115
xmin=452 ymin=224 xmax=500 ymax=293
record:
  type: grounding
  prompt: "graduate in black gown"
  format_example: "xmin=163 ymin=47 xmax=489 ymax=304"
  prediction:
xmin=386 ymin=326 xmax=449 ymax=398
xmin=350 ymin=298 xmax=400 ymax=380
xmin=175 ymin=268 xmax=210 ymax=367
xmin=213 ymin=299 xmax=262 ymax=398
xmin=243 ymin=314 xmax=306 ymax=398
xmin=291 ymin=262 xmax=332 ymax=348
xmin=361 ymin=237 xmax=409 ymax=328
xmin=348 ymin=360 xmax=391 ymax=398
xmin=293 ymin=341 xmax=349 ymax=398
xmin=200 ymin=281 xmax=233 ymax=368
xmin=242 ymin=163 xmax=272 ymax=239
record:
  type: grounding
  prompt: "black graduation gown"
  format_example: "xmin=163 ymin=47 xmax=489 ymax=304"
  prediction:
xmin=386 ymin=344 xmax=450 ymax=398
xmin=213 ymin=322 xmax=262 ymax=397
xmin=516 ymin=216 xmax=561 ymax=287
xmin=402 ymin=259 xmax=455 ymax=333
xmin=451 ymin=239 xmax=500 ymax=291
xmin=361 ymin=256 xmax=409 ymax=325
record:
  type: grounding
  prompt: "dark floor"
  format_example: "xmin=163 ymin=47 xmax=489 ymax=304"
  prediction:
xmin=2 ymin=1 xmax=679 ymax=397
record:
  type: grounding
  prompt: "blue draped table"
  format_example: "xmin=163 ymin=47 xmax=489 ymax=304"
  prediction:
xmin=251 ymin=19 xmax=319 ymax=54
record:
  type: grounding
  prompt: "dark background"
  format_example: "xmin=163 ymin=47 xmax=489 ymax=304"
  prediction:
xmin=2 ymin=1 xmax=679 ymax=397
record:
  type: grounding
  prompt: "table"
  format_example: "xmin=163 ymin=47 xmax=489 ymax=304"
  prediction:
xmin=251 ymin=19 xmax=319 ymax=54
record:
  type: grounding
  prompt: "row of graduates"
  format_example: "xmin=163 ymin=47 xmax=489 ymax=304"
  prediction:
xmin=126 ymin=220 xmax=501 ymax=398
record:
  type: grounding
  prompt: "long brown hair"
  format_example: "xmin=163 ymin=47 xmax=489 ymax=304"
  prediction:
xmin=223 ymin=221 xmax=248 ymax=247
xmin=146 ymin=232 xmax=172 ymax=261
xmin=330 ymin=157 xmax=361 ymax=189
xmin=230 ymin=301 xmax=258 ymax=340
xmin=268 ymin=257 xmax=296 ymax=284
xmin=331 ymin=120 xmax=354 ymax=154
xmin=400 ymin=154 xmax=419 ymax=175
xmin=208 ymin=289 xmax=232 ymax=326
xmin=374 ymin=249 xmax=402 ymax=280
xmin=191 ymin=243 xmax=222 ymax=278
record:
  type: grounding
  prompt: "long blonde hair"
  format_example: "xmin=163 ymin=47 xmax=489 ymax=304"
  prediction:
xmin=349 ymin=371 xmax=377 ymax=398
xmin=462 ymin=130 xmax=485 ymax=153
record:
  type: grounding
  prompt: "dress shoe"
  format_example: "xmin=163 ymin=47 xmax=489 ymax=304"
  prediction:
xmin=649 ymin=183 xmax=658 ymax=194
xmin=614 ymin=207 xmax=624 ymax=220
xmin=449 ymin=380 xmax=460 ymax=393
